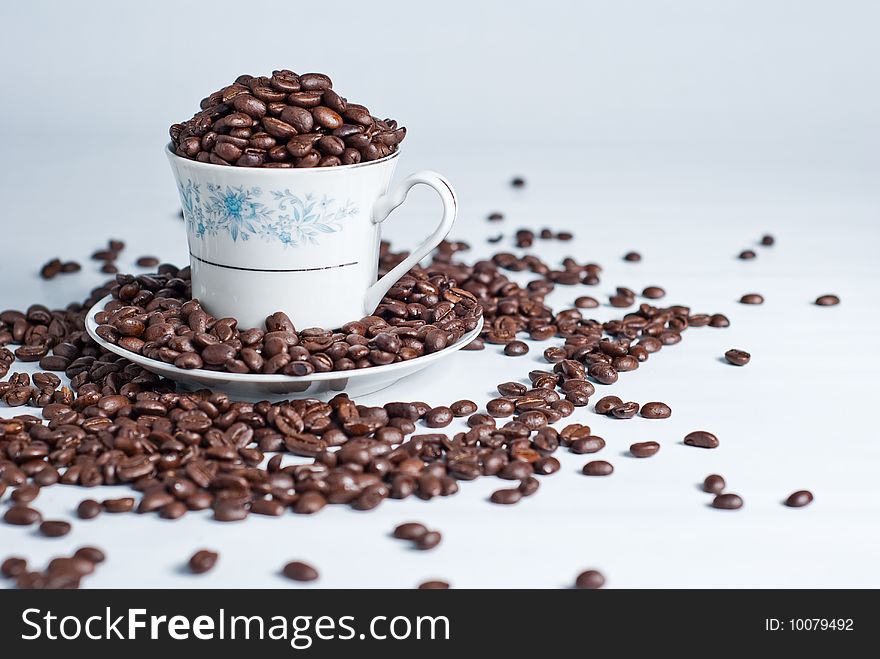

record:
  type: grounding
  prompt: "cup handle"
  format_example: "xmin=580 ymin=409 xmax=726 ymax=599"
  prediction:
xmin=363 ymin=170 xmax=458 ymax=315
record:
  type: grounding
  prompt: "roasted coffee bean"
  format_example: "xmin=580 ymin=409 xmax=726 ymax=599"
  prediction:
xmin=574 ymin=296 xmax=599 ymax=308
xmin=611 ymin=402 xmax=639 ymax=419
xmin=588 ymin=363 xmax=618 ymax=385
xmin=504 ymin=340 xmax=529 ymax=356
xmin=214 ymin=501 xmax=248 ymax=522
xmin=712 ymin=493 xmax=743 ymax=510
xmin=487 ymin=398 xmax=516 ymax=417
xmin=40 ymin=258 xmax=62 ymax=279
xmin=2 ymin=557 xmax=28 ymax=579
xmin=450 ymin=400 xmax=477 ymax=417
xmin=623 ymin=251 xmax=641 ymax=262
xmin=815 ymin=294 xmax=840 ymax=306
xmin=511 ymin=176 xmax=526 ymax=188
xmin=425 ymin=406 xmax=453 ymax=428
xmin=74 ymin=546 xmax=106 ymax=565
xmin=77 ymin=499 xmax=102 ymax=520
xmin=393 ymin=522 xmax=427 ymax=540
xmin=642 ymin=286 xmax=665 ymax=299
xmin=703 ymin=474 xmax=725 ymax=494
xmin=103 ymin=497 xmax=135 ymax=513
xmin=414 ymin=531 xmax=442 ymax=550
xmin=630 ymin=441 xmax=660 ymax=458
xmin=760 ymin=234 xmax=775 ymax=246
xmin=11 ymin=485 xmax=39 ymax=503
xmin=490 ymin=488 xmax=522 ymax=505
xmin=738 ymin=250 xmax=756 ymax=260
xmin=39 ymin=520 xmax=72 ymax=537
xmin=724 ymin=348 xmax=750 ymax=366
xmin=189 ymin=550 xmax=219 ymax=574
xmin=136 ymin=256 xmax=159 ymax=267
xmin=3 ymin=505 xmax=42 ymax=525
xmin=282 ymin=560 xmax=319 ymax=581
xmin=574 ymin=569 xmax=605 ymax=589
xmin=785 ymin=490 xmax=813 ymax=508
xmin=709 ymin=313 xmax=730 ymax=327
xmin=684 ymin=430 xmax=719 ymax=449
xmin=595 ymin=395 xmax=623 ymax=414
xmin=570 ymin=436 xmax=605 ymax=454
xmin=739 ymin=293 xmax=764 ymax=305
xmin=582 ymin=461 xmax=613 ymax=476
xmin=640 ymin=402 xmax=671 ymax=419
xmin=418 ymin=580 xmax=450 ymax=589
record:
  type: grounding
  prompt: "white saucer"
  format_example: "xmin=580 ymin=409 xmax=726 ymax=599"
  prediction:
xmin=85 ymin=295 xmax=483 ymax=401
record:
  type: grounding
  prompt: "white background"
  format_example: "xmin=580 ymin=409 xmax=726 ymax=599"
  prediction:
xmin=1 ymin=0 xmax=878 ymax=588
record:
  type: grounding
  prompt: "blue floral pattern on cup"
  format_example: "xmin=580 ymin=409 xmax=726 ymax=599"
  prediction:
xmin=178 ymin=179 xmax=359 ymax=246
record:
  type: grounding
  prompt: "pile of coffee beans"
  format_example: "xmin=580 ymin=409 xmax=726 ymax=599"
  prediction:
xmin=170 ymin=70 xmax=405 ymax=168
xmin=91 ymin=255 xmax=481 ymax=376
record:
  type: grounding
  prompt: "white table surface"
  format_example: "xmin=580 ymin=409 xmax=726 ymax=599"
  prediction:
xmin=1 ymin=0 xmax=879 ymax=588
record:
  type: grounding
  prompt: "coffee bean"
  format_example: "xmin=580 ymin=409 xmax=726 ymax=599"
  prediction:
xmin=588 ymin=363 xmax=618 ymax=385
xmin=418 ymin=580 xmax=450 ymax=589
xmin=784 ymin=490 xmax=813 ymax=508
xmin=39 ymin=520 xmax=72 ymax=537
xmin=11 ymin=485 xmax=39 ymax=503
xmin=504 ymin=340 xmax=529 ymax=356
xmin=630 ymin=441 xmax=660 ymax=458
xmin=738 ymin=250 xmax=756 ymax=260
xmin=74 ymin=546 xmax=106 ymax=564
xmin=1 ymin=557 xmax=28 ymax=578
xmin=709 ymin=313 xmax=730 ymax=328
xmin=136 ymin=256 xmax=159 ymax=267
xmin=760 ymin=234 xmax=775 ymax=246
xmin=712 ymin=493 xmax=743 ymax=510
xmin=103 ymin=497 xmax=135 ymax=513
xmin=739 ymin=293 xmax=764 ymax=305
xmin=77 ymin=499 xmax=102 ymax=519
xmin=511 ymin=177 xmax=526 ymax=188
xmin=574 ymin=569 xmax=605 ymax=589
xmin=3 ymin=505 xmax=42 ymax=525
xmin=703 ymin=474 xmax=725 ymax=494
xmin=684 ymin=430 xmax=719 ymax=449
xmin=582 ymin=461 xmax=613 ymax=476
xmin=642 ymin=286 xmax=665 ymax=299
xmin=724 ymin=349 xmax=750 ymax=366
xmin=40 ymin=258 xmax=62 ymax=279
xmin=189 ymin=550 xmax=219 ymax=574
xmin=815 ymin=294 xmax=840 ymax=306
xmin=609 ymin=295 xmax=633 ymax=308
xmin=640 ymin=402 xmax=671 ymax=419
xmin=283 ymin=560 xmax=319 ymax=582
xmin=595 ymin=395 xmax=622 ymax=414
xmin=415 ymin=530 xmax=442 ymax=550
xmin=450 ymin=400 xmax=478 ymax=417
xmin=519 ymin=476 xmax=540 ymax=496
xmin=425 ymin=406 xmax=453 ymax=428
xmin=611 ymin=401 xmax=640 ymax=419
xmin=623 ymin=251 xmax=641 ymax=262
xmin=570 ymin=436 xmax=605 ymax=454
xmin=574 ymin=296 xmax=599 ymax=308
xmin=487 ymin=398 xmax=516 ymax=417
xmin=490 ymin=488 xmax=522 ymax=504
xmin=393 ymin=522 xmax=428 ymax=540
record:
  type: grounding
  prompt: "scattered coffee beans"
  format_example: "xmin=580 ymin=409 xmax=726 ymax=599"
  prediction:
xmin=393 ymin=522 xmax=428 ymax=540
xmin=171 ymin=70 xmax=406 ymax=168
xmin=784 ymin=490 xmax=813 ymax=508
xmin=724 ymin=349 xmax=751 ymax=366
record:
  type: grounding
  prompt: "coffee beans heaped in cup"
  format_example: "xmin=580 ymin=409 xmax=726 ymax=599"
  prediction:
xmin=170 ymin=70 xmax=406 ymax=168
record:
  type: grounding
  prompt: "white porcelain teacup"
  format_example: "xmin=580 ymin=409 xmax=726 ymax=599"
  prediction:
xmin=166 ymin=146 xmax=456 ymax=330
